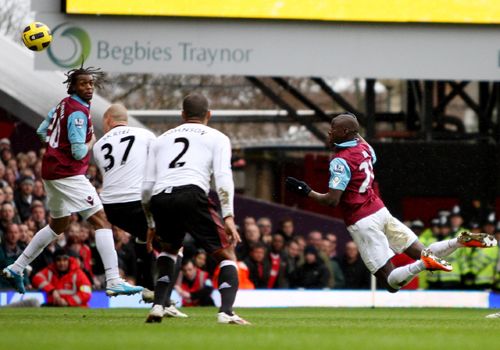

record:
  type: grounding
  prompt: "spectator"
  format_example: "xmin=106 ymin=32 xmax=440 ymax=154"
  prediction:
xmin=0 ymin=188 xmax=5 ymax=217
xmin=236 ymin=223 xmax=261 ymax=260
xmin=291 ymin=245 xmax=330 ymax=289
xmin=32 ymin=248 xmax=92 ymax=307
xmin=0 ymin=202 xmax=20 ymax=234
xmin=193 ymin=249 xmax=208 ymax=271
xmin=482 ymin=212 xmax=496 ymax=236
xmin=325 ymin=233 xmax=338 ymax=259
xmin=0 ymin=224 xmax=30 ymax=289
xmin=268 ymin=233 xmax=287 ymax=288
xmin=3 ymin=186 xmax=16 ymax=209
xmin=459 ymin=220 xmax=498 ymax=290
xmin=409 ymin=220 xmax=425 ymax=237
xmin=257 ymin=217 xmax=273 ymax=245
xmin=307 ymin=230 xmax=323 ymax=250
xmin=176 ymin=260 xmax=214 ymax=307
xmin=295 ymin=235 xmax=306 ymax=254
xmin=307 ymin=230 xmax=335 ymax=287
xmin=276 ymin=217 xmax=296 ymax=242
xmin=113 ymin=227 xmax=137 ymax=284
xmin=283 ymin=239 xmax=302 ymax=286
xmin=321 ymin=238 xmax=345 ymax=289
xmin=340 ymin=241 xmax=371 ymax=289
xmin=0 ymin=163 xmax=8 ymax=188
xmin=242 ymin=216 xmax=256 ymax=229
xmin=26 ymin=151 xmax=37 ymax=168
xmin=0 ymin=138 xmax=10 ymax=152
xmin=32 ymin=179 xmax=47 ymax=208
xmin=1 ymin=147 xmax=14 ymax=166
xmin=66 ymin=222 xmax=93 ymax=276
xmin=449 ymin=206 xmax=466 ymax=234
xmin=4 ymin=168 xmax=16 ymax=188
xmin=28 ymin=203 xmax=48 ymax=232
xmin=18 ymin=224 xmax=33 ymax=250
xmin=244 ymin=242 xmax=270 ymax=289
xmin=14 ymin=176 xmax=35 ymax=222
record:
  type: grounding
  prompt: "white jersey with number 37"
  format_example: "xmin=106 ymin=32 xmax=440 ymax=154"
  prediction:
xmin=93 ymin=126 xmax=156 ymax=204
xmin=146 ymin=122 xmax=234 ymax=217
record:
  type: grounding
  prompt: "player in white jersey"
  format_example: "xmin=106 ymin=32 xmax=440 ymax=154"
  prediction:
xmin=93 ymin=104 xmax=186 ymax=317
xmin=142 ymin=93 xmax=249 ymax=325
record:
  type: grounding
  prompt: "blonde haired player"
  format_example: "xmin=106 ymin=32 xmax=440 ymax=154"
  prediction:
xmin=93 ymin=104 xmax=186 ymax=318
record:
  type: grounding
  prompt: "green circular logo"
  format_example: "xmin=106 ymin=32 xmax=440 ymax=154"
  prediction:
xmin=48 ymin=23 xmax=91 ymax=68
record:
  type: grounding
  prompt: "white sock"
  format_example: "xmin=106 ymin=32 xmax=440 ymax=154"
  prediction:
xmin=387 ymin=260 xmax=425 ymax=290
xmin=95 ymin=228 xmax=121 ymax=283
xmin=428 ymin=238 xmax=461 ymax=258
xmin=11 ymin=225 xmax=58 ymax=274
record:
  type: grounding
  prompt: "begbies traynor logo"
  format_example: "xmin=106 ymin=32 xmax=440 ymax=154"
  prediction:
xmin=47 ymin=23 xmax=91 ymax=68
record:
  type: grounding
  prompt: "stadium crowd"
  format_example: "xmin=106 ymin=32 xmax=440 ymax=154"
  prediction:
xmin=0 ymin=137 xmax=499 ymax=306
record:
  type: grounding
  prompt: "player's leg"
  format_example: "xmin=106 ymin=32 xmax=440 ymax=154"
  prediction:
xmin=146 ymin=191 xmax=187 ymax=323
xmin=1 ymin=179 xmax=73 ymax=293
xmin=103 ymin=201 xmax=155 ymax=289
xmin=187 ymin=189 xmax=249 ymax=325
xmin=210 ymin=247 xmax=250 ymax=324
xmin=426 ymin=232 xmax=497 ymax=258
xmin=86 ymin=209 xmax=143 ymax=296
xmin=383 ymin=213 xmax=452 ymax=290
xmin=2 ymin=216 xmax=70 ymax=293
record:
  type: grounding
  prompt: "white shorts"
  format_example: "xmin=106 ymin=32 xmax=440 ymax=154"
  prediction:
xmin=44 ymin=175 xmax=103 ymax=220
xmin=347 ymin=207 xmax=418 ymax=274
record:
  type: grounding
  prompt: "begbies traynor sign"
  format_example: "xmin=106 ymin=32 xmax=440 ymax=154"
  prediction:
xmin=35 ymin=14 xmax=500 ymax=81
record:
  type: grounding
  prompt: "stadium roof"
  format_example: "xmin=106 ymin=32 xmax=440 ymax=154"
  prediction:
xmin=0 ymin=33 xmax=147 ymax=136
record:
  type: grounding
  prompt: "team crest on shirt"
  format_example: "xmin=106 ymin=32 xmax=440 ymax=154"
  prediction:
xmin=86 ymin=196 xmax=94 ymax=205
xmin=333 ymin=164 xmax=345 ymax=173
xmin=332 ymin=176 xmax=341 ymax=186
xmin=74 ymin=118 xmax=84 ymax=128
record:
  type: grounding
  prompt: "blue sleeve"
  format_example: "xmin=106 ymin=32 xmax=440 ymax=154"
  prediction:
xmin=67 ymin=111 xmax=89 ymax=160
xmin=368 ymin=145 xmax=377 ymax=164
xmin=328 ymin=158 xmax=351 ymax=191
xmin=36 ymin=108 xmax=56 ymax=142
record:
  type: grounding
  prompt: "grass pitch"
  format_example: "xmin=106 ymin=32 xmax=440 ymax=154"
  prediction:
xmin=0 ymin=307 xmax=498 ymax=350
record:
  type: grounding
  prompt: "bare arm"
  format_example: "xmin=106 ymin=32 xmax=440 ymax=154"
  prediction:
xmin=308 ymin=188 xmax=343 ymax=207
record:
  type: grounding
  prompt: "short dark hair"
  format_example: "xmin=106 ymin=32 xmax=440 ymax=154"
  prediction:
xmin=182 ymin=93 xmax=209 ymax=119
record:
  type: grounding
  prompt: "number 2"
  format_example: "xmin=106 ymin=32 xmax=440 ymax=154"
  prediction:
xmin=169 ymin=137 xmax=189 ymax=168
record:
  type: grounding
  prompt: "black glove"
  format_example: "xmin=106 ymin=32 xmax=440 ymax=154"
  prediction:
xmin=285 ymin=177 xmax=311 ymax=197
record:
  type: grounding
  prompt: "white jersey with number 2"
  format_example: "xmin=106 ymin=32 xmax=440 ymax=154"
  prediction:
xmin=145 ymin=122 xmax=234 ymax=218
xmin=93 ymin=126 xmax=156 ymax=204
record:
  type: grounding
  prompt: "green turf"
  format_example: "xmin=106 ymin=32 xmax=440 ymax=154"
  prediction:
xmin=0 ymin=308 xmax=498 ymax=350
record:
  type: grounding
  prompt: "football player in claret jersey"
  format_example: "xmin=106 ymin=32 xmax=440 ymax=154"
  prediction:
xmin=142 ymin=93 xmax=250 ymax=324
xmin=286 ymin=113 xmax=497 ymax=292
xmin=93 ymin=104 xmax=186 ymax=318
xmin=1 ymin=66 xmax=143 ymax=297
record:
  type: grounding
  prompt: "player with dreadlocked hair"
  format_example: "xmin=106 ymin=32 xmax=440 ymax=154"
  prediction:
xmin=63 ymin=64 xmax=105 ymax=95
xmin=1 ymin=65 xmax=144 ymax=297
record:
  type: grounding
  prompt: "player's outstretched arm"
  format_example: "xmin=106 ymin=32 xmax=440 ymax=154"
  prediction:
xmin=285 ymin=177 xmax=342 ymax=207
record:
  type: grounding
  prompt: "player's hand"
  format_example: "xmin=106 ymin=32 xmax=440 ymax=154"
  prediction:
xmin=285 ymin=177 xmax=311 ymax=197
xmin=146 ymin=228 xmax=156 ymax=253
xmin=223 ymin=216 xmax=241 ymax=245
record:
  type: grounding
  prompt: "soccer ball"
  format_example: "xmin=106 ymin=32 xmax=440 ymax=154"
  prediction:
xmin=21 ymin=21 xmax=52 ymax=51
